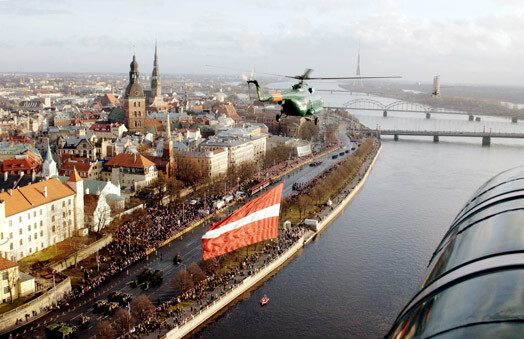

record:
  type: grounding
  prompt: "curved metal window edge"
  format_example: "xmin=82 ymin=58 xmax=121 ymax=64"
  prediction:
xmin=430 ymin=203 xmax=524 ymax=263
xmin=393 ymin=254 xmax=524 ymax=326
xmin=453 ymin=187 xmax=524 ymax=228
xmin=425 ymin=319 xmax=524 ymax=339
xmin=453 ymin=176 xmax=524 ymax=222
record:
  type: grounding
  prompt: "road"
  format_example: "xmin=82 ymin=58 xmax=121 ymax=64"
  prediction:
xmin=8 ymin=124 xmax=355 ymax=339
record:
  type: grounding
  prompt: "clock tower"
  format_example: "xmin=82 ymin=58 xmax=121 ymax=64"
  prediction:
xmin=124 ymin=54 xmax=146 ymax=134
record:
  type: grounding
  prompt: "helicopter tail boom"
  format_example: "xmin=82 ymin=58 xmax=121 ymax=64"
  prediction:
xmin=247 ymin=80 xmax=280 ymax=103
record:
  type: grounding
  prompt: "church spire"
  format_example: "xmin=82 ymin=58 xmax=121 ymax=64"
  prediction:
xmin=151 ymin=43 xmax=161 ymax=99
xmin=154 ymin=41 xmax=159 ymax=68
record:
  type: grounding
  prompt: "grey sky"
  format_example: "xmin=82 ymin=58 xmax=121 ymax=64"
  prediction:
xmin=1 ymin=0 xmax=523 ymax=86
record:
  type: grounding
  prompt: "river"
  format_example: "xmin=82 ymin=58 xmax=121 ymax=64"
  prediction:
xmin=196 ymin=83 xmax=524 ymax=338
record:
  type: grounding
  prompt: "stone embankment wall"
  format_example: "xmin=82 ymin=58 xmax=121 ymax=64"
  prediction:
xmin=0 ymin=278 xmax=72 ymax=334
xmin=50 ymin=235 xmax=113 ymax=273
xmin=166 ymin=239 xmax=305 ymax=339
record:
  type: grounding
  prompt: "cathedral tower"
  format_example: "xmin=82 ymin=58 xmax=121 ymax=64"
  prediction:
xmin=148 ymin=43 xmax=164 ymax=109
xmin=151 ymin=42 xmax=161 ymax=100
xmin=124 ymin=55 xmax=146 ymax=134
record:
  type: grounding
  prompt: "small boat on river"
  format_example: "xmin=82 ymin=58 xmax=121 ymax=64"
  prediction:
xmin=260 ymin=295 xmax=269 ymax=306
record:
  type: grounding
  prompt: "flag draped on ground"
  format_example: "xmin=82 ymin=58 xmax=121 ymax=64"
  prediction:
xmin=202 ymin=183 xmax=284 ymax=261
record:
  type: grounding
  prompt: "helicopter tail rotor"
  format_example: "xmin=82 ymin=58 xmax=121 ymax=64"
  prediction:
xmin=241 ymin=67 xmax=256 ymax=103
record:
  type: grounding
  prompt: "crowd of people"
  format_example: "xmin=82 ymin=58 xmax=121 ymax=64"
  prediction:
xmin=123 ymin=224 xmax=311 ymax=337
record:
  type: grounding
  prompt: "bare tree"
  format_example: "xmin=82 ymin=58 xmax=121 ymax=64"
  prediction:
xmin=188 ymin=262 xmax=206 ymax=284
xmin=236 ymin=161 xmax=257 ymax=183
xmin=131 ymin=294 xmax=155 ymax=323
xmin=200 ymin=258 xmax=219 ymax=275
xmin=298 ymin=122 xmax=320 ymax=141
xmin=309 ymin=186 xmax=325 ymax=206
xmin=5 ymin=269 xmax=18 ymax=304
xmin=172 ymin=268 xmax=194 ymax=292
xmin=178 ymin=157 xmax=204 ymax=186
xmin=296 ymin=195 xmax=311 ymax=219
xmin=96 ymin=320 xmax=116 ymax=338
xmin=112 ymin=309 xmax=135 ymax=336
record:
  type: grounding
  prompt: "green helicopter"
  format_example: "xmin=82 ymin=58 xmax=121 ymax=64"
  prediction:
xmin=245 ymin=69 xmax=401 ymax=125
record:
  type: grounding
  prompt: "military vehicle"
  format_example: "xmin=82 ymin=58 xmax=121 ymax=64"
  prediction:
xmin=106 ymin=301 xmax=119 ymax=314
xmin=142 ymin=269 xmax=163 ymax=290
xmin=45 ymin=322 xmax=78 ymax=338
xmin=108 ymin=291 xmax=133 ymax=305
xmin=93 ymin=299 xmax=108 ymax=313
xmin=130 ymin=268 xmax=153 ymax=288
xmin=79 ymin=315 xmax=90 ymax=329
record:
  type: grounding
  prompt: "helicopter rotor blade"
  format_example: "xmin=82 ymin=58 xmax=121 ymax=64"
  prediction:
xmin=305 ymin=76 xmax=402 ymax=80
xmin=206 ymin=64 xmax=294 ymax=79
xmin=302 ymin=68 xmax=313 ymax=80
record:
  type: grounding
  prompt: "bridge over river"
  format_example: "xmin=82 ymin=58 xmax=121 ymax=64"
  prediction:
xmin=378 ymin=129 xmax=524 ymax=146
xmin=327 ymin=98 xmax=520 ymax=123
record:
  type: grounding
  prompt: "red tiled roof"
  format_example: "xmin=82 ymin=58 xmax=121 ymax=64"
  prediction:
xmin=145 ymin=120 xmax=164 ymax=132
xmin=105 ymin=153 xmax=156 ymax=169
xmin=0 ymin=257 xmax=18 ymax=271
xmin=0 ymin=178 xmax=76 ymax=217
xmin=60 ymin=159 xmax=93 ymax=178
xmin=67 ymin=168 xmax=83 ymax=182
xmin=2 ymin=151 xmax=42 ymax=172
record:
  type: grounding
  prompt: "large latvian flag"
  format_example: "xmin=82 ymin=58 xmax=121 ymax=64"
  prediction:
xmin=202 ymin=183 xmax=284 ymax=261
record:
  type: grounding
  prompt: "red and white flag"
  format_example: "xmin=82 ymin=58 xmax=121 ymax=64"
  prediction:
xmin=202 ymin=183 xmax=284 ymax=261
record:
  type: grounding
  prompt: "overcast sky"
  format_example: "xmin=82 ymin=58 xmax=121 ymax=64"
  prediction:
xmin=1 ymin=0 xmax=524 ymax=86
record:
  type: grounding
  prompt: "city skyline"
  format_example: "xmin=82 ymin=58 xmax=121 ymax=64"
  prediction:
xmin=1 ymin=0 xmax=524 ymax=86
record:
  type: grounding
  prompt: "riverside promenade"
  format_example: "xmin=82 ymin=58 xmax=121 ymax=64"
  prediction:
xmin=159 ymin=142 xmax=382 ymax=339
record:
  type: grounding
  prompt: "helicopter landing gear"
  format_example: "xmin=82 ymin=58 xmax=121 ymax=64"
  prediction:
xmin=314 ymin=117 xmax=319 ymax=125
xmin=276 ymin=114 xmax=281 ymax=122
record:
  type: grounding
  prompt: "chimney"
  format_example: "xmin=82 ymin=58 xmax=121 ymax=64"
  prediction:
xmin=32 ymin=170 xmax=36 ymax=182
xmin=43 ymin=186 xmax=47 ymax=198
xmin=3 ymin=172 xmax=7 ymax=181
xmin=8 ymin=189 xmax=12 ymax=196
xmin=134 ymin=153 xmax=137 ymax=163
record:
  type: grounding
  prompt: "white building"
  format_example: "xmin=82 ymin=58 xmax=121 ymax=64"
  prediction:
xmin=177 ymin=148 xmax=228 ymax=179
xmin=199 ymin=134 xmax=266 ymax=168
xmin=0 ymin=171 xmax=84 ymax=262
xmin=101 ymin=153 xmax=158 ymax=191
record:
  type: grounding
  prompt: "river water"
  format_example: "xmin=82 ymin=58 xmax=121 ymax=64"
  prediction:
xmin=196 ymin=83 xmax=524 ymax=338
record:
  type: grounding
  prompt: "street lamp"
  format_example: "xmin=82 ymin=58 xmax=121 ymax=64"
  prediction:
xmin=52 ymin=270 xmax=57 ymax=308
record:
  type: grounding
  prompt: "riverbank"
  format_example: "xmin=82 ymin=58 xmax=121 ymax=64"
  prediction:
xmin=161 ymin=142 xmax=382 ymax=339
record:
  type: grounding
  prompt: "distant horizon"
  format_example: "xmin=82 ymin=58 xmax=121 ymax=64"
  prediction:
xmin=1 ymin=71 xmax=523 ymax=90
xmin=1 ymin=1 xmax=524 ymax=87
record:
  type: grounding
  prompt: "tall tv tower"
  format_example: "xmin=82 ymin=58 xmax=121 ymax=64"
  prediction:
xmin=353 ymin=42 xmax=363 ymax=87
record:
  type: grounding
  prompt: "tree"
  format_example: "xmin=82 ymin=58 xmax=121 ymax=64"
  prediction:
xmin=309 ymin=186 xmax=325 ymax=205
xmin=263 ymin=145 xmax=293 ymax=169
xmin=131 ymin=294 xmax=156 ymax=323
xmin=297 ymin=122 xmax=320 ymax=141
xmin=237 ymin=161 xmax=257 ymax=183
xmin=172 ymin=268 xmax=194 ymax=292
xmin=112 ymin=309 xmax=135 ymax=336
xmin=5 ymin=269 xmax=18 ymax=304
xmin=297 ymin=195 xmax=312 ymax=219
xmin=188 ymin=262 xmax=206 ymax=284
xmin=96 ymin=320 xmax=116 ymax=339
xmin=178 ymin=157 xmax=204 ymax=186
xmin=200 ymin=258 xmax=219 ymax=275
